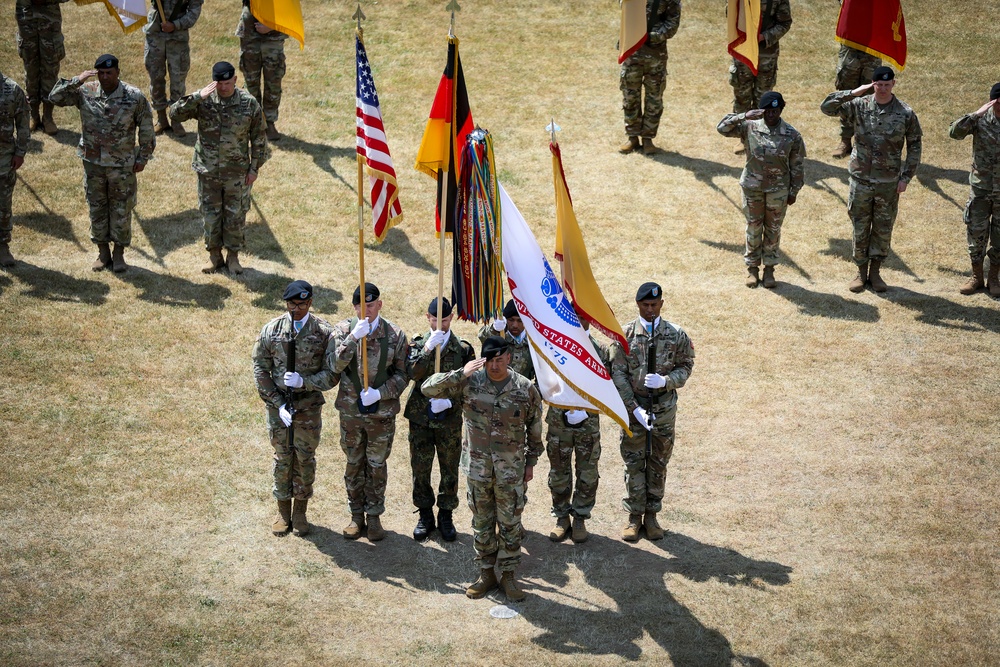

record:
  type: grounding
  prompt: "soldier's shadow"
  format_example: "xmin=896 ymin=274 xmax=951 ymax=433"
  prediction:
xmin=699 ymin=239 xmax=811 ymax=282
xmin=133 ymin=208 xmax=203 ymax=265
xmin=802 ymin=157 xmax=850 ymax=206
xmin=879 ymin=286 xmax=1000 ymax=332
xmin=245 ymin=196 xmax=293 ymax=267
xmin=273 ymin=135 xmax=356 ymax=192
xmin=238 ymin=267 xmax=343 ymax=311
xmin=914 ymin=163 xmax=968 ymax=211
xmin=15 ymin=174 xmax=84 ymax=248
xmin=10 ymin=261 xmax=110 ymax=305
xmin=648 ymin=150 xmax=743 ymax=212
xmin=114 ymin=266 xmax=231 ymax=310
xmin=820 ymin=238 xmax=922 ymax=283
xmin=772 ymin=283 xmax=880 ymax=322
xmin=367 ymin=227 xmax=436 ymax=273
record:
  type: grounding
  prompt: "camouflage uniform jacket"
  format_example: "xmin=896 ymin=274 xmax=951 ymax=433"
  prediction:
xmin=15 ymin=0 xmax=65 ymax=24
xmin=49 ymin=78 xmax=155 ymax=168
xmin=477 ymin=325 xmax=535 ymax=381
xmin=404 ymin=330 xmax=475 ymax=429
xmin=0 ymin=74 xmax=30 ymax=168
xmin=236 ymin=5 xmax=288 ymax=42
xmin=717 ymin=114 xmax=805 ymax=196
xmin=171 ymin=88 xmax=269 ymax=177
xmin=611 ymin=318 xmax=695 ymax=415
xmin=633 ymin=0 xmax=681 ymax=59
xmin=252 ymin=313 xmax=337 ymax=411
xmin=143 ymin=0 xmax=203 ymax=34
xmin=821 ymin=91 xmax=922 ymax=186
xmin=949 ymin=107 xmax=1000 ymax=193
xmin=757 ymin=0 xmax=792 ymax=53
xmin=421 ymin=368 xmax=543 ymax=482
xmin=331 ymin=316 xmax=409 ymax=419
xmin=545 ymin=333 xmax=609 ymax=435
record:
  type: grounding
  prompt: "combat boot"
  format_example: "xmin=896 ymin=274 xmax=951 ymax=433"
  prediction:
xmin=959 ymin=259 xmax=984 ymax=295
xmin=832 ymin=138 xmax=852 ymax=159
xmin=226 ymin=249 xmax=244 ymax=275
xmin=848 ymin=263 xmax=868 ymax=293
xmin=111 ymin=244 xmax=127 ymax=273
xmin=266 ymin=121 xmax=281 ymax=142
xmin=291 ymin=498 xmax=310 ymax=536
xmin=413 ymin=508 xmax=436 ymax=542
xmin=171 ymin=119 xmax=186 ymax=138
xmin=272 ymin=499 xmax=292 ymax=536
xmin=762 ymin=265 xmax=777 ymax=288
xmin=622 ymin=513 xmax=643 ymax=542
xmin=366 ymin=514 xmax=385 ymax=542
xmin=499 ymin=571 xmax=526 ymax=602
xmin=549 ymin=516 xmax=570 ymax=542
xmin=202 ymin=248 xmax=225 ymax=274
xmin=29 ymin=102 xmax=42 ymax=132
xmin=618 ymin=137 xmax=640 ymax=154
xmin=154 ymin=108 xmax=170 ymax=135
xmin=644 ymin=512 xmax=664 ymax=540
xmin=92 ymin=243 xmax=112 ymax=271
xmin=642 ymin=138 xmax=659 ymax=155
xmin=343 ymin=512 xmax=365 ymax=540
xmin=0 ymin=243 xmax=15 ymax=268
xmin=466 ymin=566 xmax=498 ymax=599
xmin=745 ymin=266 xmax=759 ymax=288
xmin=438 ymin=508 xmax=457 ymax=542
xmin=869 ymin=258 xmax=888 ymax=293
xmin=571 ymin=517 xmax=589 ymax=544
xmin=41 ymin=102 xmax=57 ymax=136
xmin=988 ymin=261 xmax=1000 ymax=297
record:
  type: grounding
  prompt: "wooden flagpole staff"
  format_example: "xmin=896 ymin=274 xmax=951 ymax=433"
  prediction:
xmin=154 ymin=0 xmax=167 ymax=26
xmin=354 ymin=3 xmax=370 ymax=389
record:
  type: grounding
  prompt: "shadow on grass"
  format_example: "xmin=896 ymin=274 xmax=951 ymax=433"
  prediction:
xmin=699 ymin=239 xmax=812 ymax=282
xmin=772 ymin=283 xmax=880 ymax=322
xmin=819 ymin=238 xmax=922 ymax=282
xmin=0 ymin=272 xmax=11 ymax=295
xmin=648 ymin=150 xmax=743 ymax=211
xmin=914 ymin=164 xmax=968 ymax=211
xmin=367 ymin=226 xmax=436 ymax=274
xmin=11 ymin=261 xmax=110 ymax=305
xmin=246 ymin=197 xmax=293 ymax=267
xmin=134 ymin=208 xmax=202 ymax=265
xmin=15 ymin=174 xmax=84 ymax=248
xmin=114 ymin=266 xmax=231 ymax=310
xmin=273 ymin=134 xmax=356 ymax=193
xmin=50 ymin=128 xmax=82 ymax=150
xmin=802 ymin=157 xmax=849 ymax=206
xmin=879 ymin=286 xmax=1000 ymax=332
xmin=237 ymin=267 xmax=343 ymax=311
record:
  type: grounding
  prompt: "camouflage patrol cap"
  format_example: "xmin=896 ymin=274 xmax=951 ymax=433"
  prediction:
xmin=352 ymin=282 xmax=380 ymax=305
xmin=872 ymin=66 xmax=894 ymax=82
xmin=481 ymin=336 xmax=510 ymax=360
xmin=759 ymin=91 xmax=785 ymax=109
xmin=282 ymin=280 xmax=312 ymax=301
xmin=94 ymin=54 xmax=118 ymax=69
xmin=502 ymin=299 xmax=519 ymax=319
xmin=212 ymin=61 xmax=236 ymax=81
xmin=990 ymin=83 xmax=1000 ymax=101
xmin=635 ymin=282 xmax=662 ymax=301
xmin=428 ymin=297 xmax=453 ymax=317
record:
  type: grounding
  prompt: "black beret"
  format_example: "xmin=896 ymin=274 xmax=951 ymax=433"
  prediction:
xmin=94 ymin=54 xmax=118 ymax=69
xmin=282 ymin=280 xmax=312 ymax=301
xmin=990 ymin=83 xmax=1000 ymax=101
xmin=759 ymin=91 xmax=785 ymax=110
xmin=481 ymin=336 xmax=510 ymax=360
xmin=872 ymin=66 xmax=895 ymax=82
xmin=212 ymin=61 xmax=236 ymax=81
xmin=428 ymin=297 xmax=452 ymax=318
xmin=635 ymin=282 xmax=662 ymax=301
xmin=352 ymin=282 xmax=380 ymax=305
xmin=502 ymin=299 xmax=519 ymax=319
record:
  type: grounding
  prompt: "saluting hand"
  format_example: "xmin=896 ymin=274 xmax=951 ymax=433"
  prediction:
xmin=200 ymin=81 xmax=217 ymax=99
xmin=975 ymin=100 xmax=996 ymax=117
xmin=78 ymin=70 xmax=98 ymax=83
xmin=745 ymin=109 xmax=765 ymax=120
xmin=851 ymin=82 xmax=874 ymax=96
xmin=463 ymin=358 xmax=486 ymax=377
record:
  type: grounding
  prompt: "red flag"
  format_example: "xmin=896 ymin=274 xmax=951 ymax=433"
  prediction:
xmin=836 ymin=0 xmax=906 ymax=70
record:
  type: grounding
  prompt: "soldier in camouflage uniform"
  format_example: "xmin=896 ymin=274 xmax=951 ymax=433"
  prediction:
xmin=0 ymin=70 xmax=31 ymax=268
xmin=237 ymin=0 xmax=287 ymax=142
xmin=822 ymin=66 xmax=921 ymax=293
xmin=618 ymin=0 xmax=681 ymax=155
xmin=252 ymin=280 xmax=338 ymax=537
xmin=170 ymin=62 xmax=269 ymax=276
xmin=832 ymin=45 xmax=881 ymax=158
xmin=478 ymin=299 xmax=534 ymax=381
xmin=610 ymin=282 xmax=694 ymax=543
xmin=49 ymin=55 xmax=155 ymax=274
xmin=728 ymin=0 xmax=791 ymax=128
xmin=718 ymin=91 xmax=805 ymax=289
xmin=330 ymin=283 xmax=409 ymax=542
xmin=949 ymin=83 xmax=1000 ymax=297
xmin=144 ymin=0 xmax=203 ymax=137
xmin=15 ymin=0 xmax=65 ymax=135
xmin=421 ymin=336 xmax=543 ymax=602
xmin=404 ymin=297 xmax=475 ymax=542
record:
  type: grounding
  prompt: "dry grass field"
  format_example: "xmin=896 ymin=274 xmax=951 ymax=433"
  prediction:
xmin=1 ymin=0 xmax=998 ymax=664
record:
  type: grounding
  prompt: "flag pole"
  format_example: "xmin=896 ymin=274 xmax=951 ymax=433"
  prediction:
xmin=547 ymin=118 xmax=564 ymax=287
xmin=355 ymin=12 xmax=370 ymax=389
xmin=153 ymin=0 xmax=166 ymax=24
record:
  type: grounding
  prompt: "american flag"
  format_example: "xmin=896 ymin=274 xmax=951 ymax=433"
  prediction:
xmin=356 ymin=34 xmax=402 ymax=241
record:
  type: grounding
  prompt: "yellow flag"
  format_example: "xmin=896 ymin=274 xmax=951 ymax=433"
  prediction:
xmin=250 ymin=0 xmax=304 ymax=49
xmin=619 ymin=0 xmax=647 ymax=63
xmin=727 ymin=0 xmax=761 ymax=74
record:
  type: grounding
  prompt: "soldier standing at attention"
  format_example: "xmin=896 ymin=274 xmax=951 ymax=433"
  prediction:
xmin=170 ymin=62 xmax=269 ymax=275
xmin=404 ymin=297 xmax=475 ymax=542
xmin=478 ymin=299 xmax=534 ymax=381
xmin=728 ymin=0 xmax=791 ymax=120
xmin=717 ymin=91 xmax=805 ymax=289
xmin=0 ymin=69 xmax=31 ymax=268
xmin=822 ymin=66 xmax=921 ymax=293
xmin=15 ymin=0 xmax=65 ymax=135
xmin=832 ymin=44 xmax=881 ymax=158
xmin=611 ymin=283 xmax=694 ymax=543
xmin=144 ymin=0 xmax=203 ymax=137
xmin=237 ymin=0 xmax=288 ymax=142
xmin=949 ymin=83 xmax=1000 ymax=297
xmin=50 ymin=55 xmax=155 ymax=274
xmin=330 ymin=283 xmax=409 ymax=543
xmin=618 ymin=0 xmax=681 ymax=155
xmin=252 ymin=280 xmax=337 ymax=537
xmin=422 ymin=337 xmax=542 ymax=602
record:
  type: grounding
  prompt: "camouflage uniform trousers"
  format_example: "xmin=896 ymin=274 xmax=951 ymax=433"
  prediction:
xmin=835 ymin=46 xmax=880 ymax=141
xmin=339 ymin=414 xmax=395 ymax=516
xmin=729 ymin=51 xmax=779 ymax=114
xmin=467 ymin=473 xmax=526 ymax=573
xmin=144 ymin=30 xmax=191 ymax=111
xmin=963 ymin=187 xmax=1000 ymax=264
xmin=240 ymin=40 xmax=286 ymax=124
xmin=408 ymin=423 xmax=461 ymax=511
xmin=16 ymin=11 xmax=64 ymax=106
xmin=83 ymin=162 xmax=136 ymax=246
xmin=269 ymin=405 xmax=322 ymax=501
xmin=0 ymin=169 xmax=15 ymax=244
xmin=620 ymin=400 xmax=676 ymax=515
xmin=848 ymin=180 xmax=899 ymax=264
xmin=742 ymin=187 xmax=789 ymax=267
xmin=620 ymin=55 xmax=667 ymax=139
xmin=198 ymin=173 xmax=251 ymax=251
xmin=545 ymin=425 xmax=601 ymax=520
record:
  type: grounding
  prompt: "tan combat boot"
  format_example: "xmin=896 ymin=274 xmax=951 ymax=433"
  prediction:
xmin=265 ymin=121 xmax=281 ymax=142
xmin=92 ymin=243 xmax=112 ymax=271
xmin=202 ymin=248 xmax=225 ymax=274
xmin=41 ymin=102 xmax=57 ymax=135
xmin=642 ymin=138 xmax=659 ymax=155
xmin=154 ymin=109 xmax=170 ymax=135
xmin=466 ymin=566 xmax=499 ymax=599
xmin=745 ymin=266 xmax=759 ymax=288
xmin=622 ymin=513 xmax=643 ymax=542
xmin=618 ymin=137 xmax=640 ymax=154
xmin=988 ymin=261 xmax=1000 ymax=297
xmin=272 ymin=499 xmax=292 ymax=536
xmin=111 ymin=244 xmax=127 ymax=273
xmin=832 ymin=138 xmax=852 ymax=159
xmin=226 ymin=249 xmax=244 ymax=275
xmin=366 ymin=514 xmax=385 ymax=542
xmin=499 ymin=571 xmax=526 ymax=602
xmin=959 ymin=259 xmax=984 ymax=295
xmin=29 ymin=102 xmax=42 ymax=132
xmin=171 ymin=119 xmax=186 ymax=138
xmin=571 ymin=517 xmax=589 ymax=544
xmin=291 ymin=498 xmax=310 ymax=536
xmin=343 ymin=513 xmax=365 ymax=540
xmin=549 ymin=516 xmax=570 ymax=542
xmin=0 ymin=242 xmax=15 ymax=268
xmin=644 ymin=512 xmax=664 ymax=540
xmin=869 ymin=258 xmax=887 ymax=293
xmin=762 ymin=265 xmax=777 ymax=288
xmin=848 ymin=263 xmax=868 ymax=293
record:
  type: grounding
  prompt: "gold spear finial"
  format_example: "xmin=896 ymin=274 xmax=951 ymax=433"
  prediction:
xmin=353 ymin=3 xmax=366 ymax=35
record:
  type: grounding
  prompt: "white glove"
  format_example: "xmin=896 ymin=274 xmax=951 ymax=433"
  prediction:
xmin=566 ymin=409 xmax=588 ymax=425
xmin=491 ymin=317 xmax=506 ymax=332
xmin=360 ymin=387 xmax=381 ymax=406
xmin=644 ymin=373 xmax=667 ymax=390
xmin=632 ymin=406 xmax=653 ymax=431
xmin=278 ymin=404 xmax=293 ymax=427
xmin=283 ymin=371 xmax=303 ymax=389
xmin=424 ymin=329 xmax=447 ymax=351
xmin=430 ymin=398 xmax=453 ymax=414
xmin=351 ymin=318 xmax=371 ymax=341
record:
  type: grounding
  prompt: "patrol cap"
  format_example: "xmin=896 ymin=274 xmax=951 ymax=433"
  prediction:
xmin=635 ymin=282 xmax=662 ymax=301
xmin=428 ymin=297 xmax=453 ymax=318
xmin=481 ymin=336 xmax=510 ymax=360
xmin=94 ymin=54 xmax=119 ymax=69
xmin=212 ymin=61 xmax=236 ymax=81
xmin=990 ymin=82 xmax=1000 ymax=101
xmin=352 ymin=282 xmax=380 ymax=305
xmin=282 ymin=280 xmax=312 ymax=301
xmin=872 ymin=66 xmax=895 ymax=82
xmin=502 ymin=299 xmax=519 ymax=319
xmin=759 ymin=91 xmax=785 ymax=109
